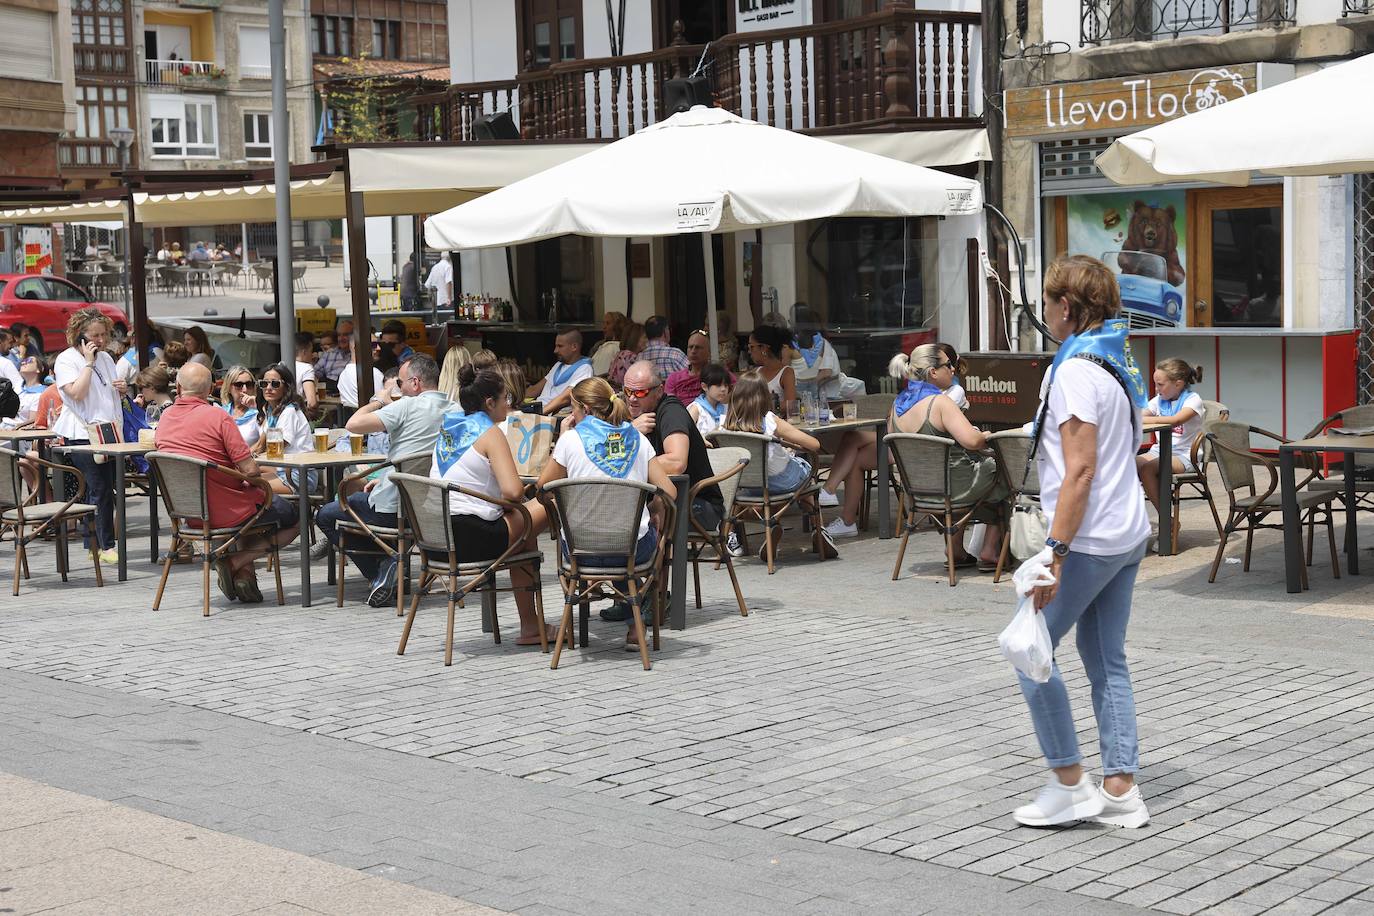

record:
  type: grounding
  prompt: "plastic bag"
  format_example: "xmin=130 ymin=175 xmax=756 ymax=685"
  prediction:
xmin=964 ymin=522 xmax=986 ymax=557
xmin=998 ymin=547 xmax=1057 ymax=683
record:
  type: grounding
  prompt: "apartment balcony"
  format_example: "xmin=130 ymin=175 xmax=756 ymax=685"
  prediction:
xmin=1080 ymin=0 xmax=1295 ymax=44
xmin=143 ymin=59 xmax=227 ymax=88
xmin=413 ymin=6 xmax=980 ymax=143
xmin=58 ymin=138 xmax=124 ymax=170
xmin=1345 ymin=0 xmax=1374 ymax=14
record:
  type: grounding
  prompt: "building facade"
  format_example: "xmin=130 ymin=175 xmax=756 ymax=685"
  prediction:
xmin=996 ymin=0 xmax=1374 ymax=428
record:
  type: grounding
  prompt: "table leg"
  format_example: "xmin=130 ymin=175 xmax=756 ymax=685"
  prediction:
xmin=1280 ymin=447 xmax=1303 ymax=594
xmin=297 ymin=468 xmax=311 ymax=607
xmin=148 ymin=466 xmax=160 ymax=563
xmin=877 ymin=420 xmax=892 ymax=539
xmin=325 ymin=468 xmax=337 ymax=587
xmin=115 ymin=457 xmax=128 ymax=582
xmin=670 ymin=476 xmax=689 ymax=631
xmin=1345 ymin=452 xmax=1360 ymax=575
xmin=1158 ymin=430 xmax=1173 ymax=556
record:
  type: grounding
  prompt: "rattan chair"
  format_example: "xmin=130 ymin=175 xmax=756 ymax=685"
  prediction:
xmin=885 ymin=432 xmax=1001 ymax=586
xmin=708 ymin=430 xmax=826 ymax=574
xmin=334 ymin=450 xmax=432 ymax=615
xmin=147 ymin=451 xmax=286 ymax=616
xmin=1204 ymin=422 xmax=1339 ymax=586
xmin=0 ymin=449 xmax=103 ymax=595
xmin=1158 ymin=399 xmax=1229 ymax=553
xmin=685 ymin=447 xmax=750 ymax=617
xmin=987 ymin=430 xmax=1038 ymax=583
xmin=390 ymin=472 xmax=548 ymax=667
xmin=541 ymin=477 xmax=675 ymax=671
xmin=1305 ymin=404 xmax=1374 ymax=510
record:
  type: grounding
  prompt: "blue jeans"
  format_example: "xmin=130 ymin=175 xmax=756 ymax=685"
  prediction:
xmin=66 ymin=445 xmax=115 ymax=550
xmin=315 ymin=491 xmax=395 ymax=580
xmin=574 ymin=527 xmax=657 ymax=571
xmin=741 ymin=455 xmax=811 ymax=498
xmin=1017 ymin=539 xmax=1147 ymax=775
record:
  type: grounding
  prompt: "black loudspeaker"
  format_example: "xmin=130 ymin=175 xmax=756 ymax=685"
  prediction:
xmin=472 ymin=111 xmax=520 ymax=141
xmin=663 ymin=76 xmax=711 ymax=115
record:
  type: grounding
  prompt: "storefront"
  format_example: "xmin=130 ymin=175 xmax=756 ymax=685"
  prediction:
xmin=1004 ymin=64 xmax=1358 ymax=436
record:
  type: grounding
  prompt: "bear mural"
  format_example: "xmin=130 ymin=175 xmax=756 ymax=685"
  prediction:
xmin=1119 ymin=200 xmax=1187 ymax=287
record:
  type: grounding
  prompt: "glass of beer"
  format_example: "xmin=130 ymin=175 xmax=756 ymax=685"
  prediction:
xmin=314 ymin=428 xmax=330 ymax=453
xmin=265 ymin=428 xmax=285 ymax=459
xmin=349 ymin=432 xmax=364 ymax=456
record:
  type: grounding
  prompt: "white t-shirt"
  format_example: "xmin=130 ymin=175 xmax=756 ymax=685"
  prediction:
xmin=0 ymin=354 xmax=22 ymax=390
xmin=759 ymin=412 xmax=794 ymax=477
xmin=1035 ymin=359 xmax=1149 ymax=556
xmin=1147 ymin=390 xmax=1205 ymax=458
xmin=552 ymin=422 xmax=656 ymax=539
xmin=262 ymin=403 xmax=312 ymax=454
xmin=52 ymin=347 xmax=121 ymax=440
xmin=294 ymin=361 xmax=317 ymax=397
xmin=690 ymin=399 xmax=725 ymax=438
xmin=337 ymin=362 xmax=385 ymax=408
xmin=791 ymin=338 xmax=841 ymax=384
xmin=945 ymin=383 xmax=969 ymax=410
xmin=538 ymin=361 xmax=593 ymax=403
xmin=424 ymin=259 xmax=453 ymax=306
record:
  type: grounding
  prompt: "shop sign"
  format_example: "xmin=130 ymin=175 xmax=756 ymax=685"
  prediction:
xmin=962 ymin=353 xmax=1048 ymax=426
xmin=675 ymin=200 xmax=720 ymax=231
xmin=22 ymin=227 xmax=52 ymax=274
xmin=737 ymin=0 xmax=800 ymax=30
xmin=1003 ymin=64 xmax=1257 ymax=139
xmin=296 ymin=307 xmax=336 ymax=335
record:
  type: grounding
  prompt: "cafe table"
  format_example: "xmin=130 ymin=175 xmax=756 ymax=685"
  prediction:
xmin=1278 ymin=433 xmax=1374 ymax=593
xmin=259 ymin=449 xmax=384 ymax=607
xmin=54 ymin=441 xmax=159 ymax=583
xmin=793 ymin=416 xmax=894 ymax=539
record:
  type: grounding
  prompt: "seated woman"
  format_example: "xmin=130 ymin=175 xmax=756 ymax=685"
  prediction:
xmin=183 ymin=327 xmax=216 ymax=370
xmin=253 ymin=363 xmax=315 ymax=496
xmin=1137 ymin=358 xmax=1205 ymax=518
xmin=888 ymin=343 xmax=1005 ymax=571
xmin=722 ymin=371 xmax=823 ymax=560
xmin=607 ymin=323 xmax=646 ymax=388
xmin=746 ymin=324 xmax=798 ymax=408
xmin=537 ymin=377 xmax=676 ymax=650
xmin=430 ymin=365 xmax=556 ymax=646
xmin=219 ymin=366 xmax=260 ymax=449
xmin=12 ymin=355 xmax=48 ymax=426
xmin=686 ymin=363 xmax=731 ymax=438
xmin=134 ymin=365 xmax=174 ymax=422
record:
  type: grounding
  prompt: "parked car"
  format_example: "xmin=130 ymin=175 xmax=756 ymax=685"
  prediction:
xmin=0 ymin=273 xmax=130 ymax=352
xmin=1102 ymin=251 xmax=1185 ymax=329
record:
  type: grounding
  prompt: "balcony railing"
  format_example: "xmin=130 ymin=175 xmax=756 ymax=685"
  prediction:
xmin=1081 ymin=0 xmax=1295 ymax=44
xmin=1345 ymin=0 xmax=1374 ymax=14
xmin=59 ymin=138 xmax=124 ymax=170
xmin=414 ymin=6 xmax=979 ymax=143
xmin=142 ymin=59 xmax=225 ymax=86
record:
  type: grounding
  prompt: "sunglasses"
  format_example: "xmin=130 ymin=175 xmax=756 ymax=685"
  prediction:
xmin=623 ymin=385 xmax=659 ymax=399
xmin=231 ymin=380 xmax=254 ymax=389
xmin=258 ymin=379 xmax=285 ymax=390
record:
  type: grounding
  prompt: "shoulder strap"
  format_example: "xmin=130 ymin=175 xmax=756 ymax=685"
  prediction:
xmin=1022 ymin=353 xmax=1137 ymax=490
xmin=922 ymin=393 xmax=938 ymax=427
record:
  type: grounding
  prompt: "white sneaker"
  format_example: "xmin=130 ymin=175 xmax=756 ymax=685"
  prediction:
xmin=824 ymin=518 xmax=858 ymax=539
xmin=1094 ymin=784 xmax=1150 ymax=828
xmin=726 ymin=531 xmax=745 ymax=558
xmin=818 ymin=489 xmax=839 ymax=508
xmin=1013 ymin=773 xmax=1104 ymax=827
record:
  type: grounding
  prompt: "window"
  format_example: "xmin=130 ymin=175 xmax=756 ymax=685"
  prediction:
xmin=44 ymin=279 xmax=91 ymax=303
xmin=13 ymin=278 xmax=47 ymax=299
xmin=72 ymin=0 xmax=126 ymax=47
xmin=0 ymin=8 xmax=56 ymax=79
xmin=149 ymin=94 xmax=217 ymax=157
xmin=520 ymin=0 xmax=580 ymax=67
xmin=558 ymin=16 xmax=576 ymax=60
xmin=239 ymin=25 xmax=271 ymax=78
xmin=243 ymin=111 xmax=272 ymax=160
xmin=74 ymin=85 xmax=130 ymax=141
xmin=371 ymin=19 xmax=400 ymax=59
xmin=312 ymin=15 xmax=351 ymax=56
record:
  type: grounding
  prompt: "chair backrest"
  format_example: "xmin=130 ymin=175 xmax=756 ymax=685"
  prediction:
xmin=388 ymin=472 xmax=454 ymax=554
xmin=986 ymin=430 xmax=1038 ymax=498
xmin=591 ymin=340 xmax=619 ymax=376
xmin=884 ymin=432 xmax=954 ymax=503
xmin=706 ymin=446 xmax=750 ymax=516
xmin=0 ymin=448 xmax=24 ymax=510
xmin=1206 ymin=421 xmax=1256 ymax=494
xmin=1337 ymin=405 xmax=1374 ymax=469
xmin=854 ymin=393 xmax=896 ymax=419
xmin=543 ymin=477 xmax=653 ymax=560
xmin=707 ymin=430 xmax=773 ymax=492
xmin=391 ymin=449 xmax=433 ymax=477
xmin=146 ymin=451 xmax=213 ymax=523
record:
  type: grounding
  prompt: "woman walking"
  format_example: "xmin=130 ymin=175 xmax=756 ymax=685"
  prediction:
xmin=1014 ymin=255 xmax=1151 ymax=829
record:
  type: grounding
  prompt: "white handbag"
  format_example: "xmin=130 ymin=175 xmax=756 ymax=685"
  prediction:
xmin=1009 ymin=497 xmax=1048 ymax=562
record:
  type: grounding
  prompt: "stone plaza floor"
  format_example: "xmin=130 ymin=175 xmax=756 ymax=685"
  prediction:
xmin=2 ymin=483 xmax=1374 ymax=914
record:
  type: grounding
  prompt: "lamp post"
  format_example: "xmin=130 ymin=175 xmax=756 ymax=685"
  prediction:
xmin=107 ymin=126 xmax=135 ymax=324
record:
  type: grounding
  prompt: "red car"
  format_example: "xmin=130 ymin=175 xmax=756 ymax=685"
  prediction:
xmin=0 ymin=273 xmax=129 ymax=352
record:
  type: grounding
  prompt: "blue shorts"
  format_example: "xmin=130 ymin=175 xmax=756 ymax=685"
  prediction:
xmin=276 ymin=466 xmax=321 ymax=494
xmin=742 ymin=455 xmax=812 ymax=497
xmin=257 ymin=495 xmax=300 ymax=530
xmin=572 ymin=527 xmax=658 ymax=571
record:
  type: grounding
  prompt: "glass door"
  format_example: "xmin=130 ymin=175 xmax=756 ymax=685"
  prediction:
xmin=1189 ymin=186 xmax=1283 ymax=328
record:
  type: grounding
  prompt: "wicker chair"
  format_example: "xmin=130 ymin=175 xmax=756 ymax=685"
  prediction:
xmin=1159 ymin=399 xmax=1230 ymax=553
xmin=885 ymin=432 xmax=1001 ymax=586
xmin=334 ymin=450 xmax=432 ymax=615
xmin=708 ymin=430 xmax=825 ymax=574
xmin=685 ymin=447 xmax=750 ymax=617
xmin=0 ymin=449 xmax=103 ymax=595
xmin=541 ymin=478 xmax=675 ymax=671
xmin=146 ymin=451 xmax=286 ymax=616
xmin=1305 ymin=404 xmax=1374 ymax=511
xmin=390 ymin=472 xmax=547 ymax=667
xmin=987 ymin=430 xmax=1039 ymax=583
xmin=1204 ymin=422 xmax=1339 ymax=586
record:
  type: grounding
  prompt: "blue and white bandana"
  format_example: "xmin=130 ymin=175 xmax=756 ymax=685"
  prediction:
xmin=892 ymin=380 xmax=944 ymax=417
xmin=433 ymin=409 xmax=493 ymax=476
xmin=692 ymin=394 xmax=726 ymax=425
xmin=551 ymin=357 xmax=592 ymax=387
xmin=795 ymin=335 xmax=823 ymax=369
xmin=574 ymin=416 xmax=640 ymax=479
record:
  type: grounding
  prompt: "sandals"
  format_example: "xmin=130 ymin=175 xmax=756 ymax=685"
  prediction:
xmin=214 ymin=559 xmax=237 ymax=601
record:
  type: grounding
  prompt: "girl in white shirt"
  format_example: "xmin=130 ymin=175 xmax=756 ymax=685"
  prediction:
xmin=686 ymin=363 xmax=731 ymax=438
xmin=1137 ymin=359 xmax=1205 ymax=514
xmin=255 ymin=363 xmax=315 ymax=495
xmin=427 ymin=365 xmax=555 ymax=647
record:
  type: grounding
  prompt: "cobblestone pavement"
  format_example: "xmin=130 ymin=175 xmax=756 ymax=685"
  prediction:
xmin=3 ymin=491 xmax=1374 ymax=914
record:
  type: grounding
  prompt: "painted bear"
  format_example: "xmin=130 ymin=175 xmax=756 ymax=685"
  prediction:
xmin=1119 ymin=200 xmax=1186 ymax=288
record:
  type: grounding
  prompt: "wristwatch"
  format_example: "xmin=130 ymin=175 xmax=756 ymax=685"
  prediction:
xmin=1045 ymin=537 xmax=1070 ymax=558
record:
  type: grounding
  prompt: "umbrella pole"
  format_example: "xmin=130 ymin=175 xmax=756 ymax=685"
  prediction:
xmin=701 ymin=232 xmax=719 ymax=361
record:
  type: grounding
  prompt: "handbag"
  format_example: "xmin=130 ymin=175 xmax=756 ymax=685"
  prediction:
xmin=84 ymin=418 xmax=123 ymax=464
xmin=1009 ymin=497 xmax=1048 ymax=562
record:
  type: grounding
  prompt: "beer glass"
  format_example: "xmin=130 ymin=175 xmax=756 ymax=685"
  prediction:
xmin=265 ymin=428 xmax=285 ymax=459
xmin=314 ymin=428 xmax=330 ymax=453
xmin=349 ymin=432 xmax=364 ymax=456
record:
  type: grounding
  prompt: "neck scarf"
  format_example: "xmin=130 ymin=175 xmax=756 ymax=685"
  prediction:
xmin=551 ymin=357 xmax=591 ymax=387
xmin=796 ymin=335 xmax=823 ymax=369
xmin=433 ymin=409 xmax=493 ymax=476
xmin=1155 ymin=389 xmax=1191 ymax=417
xmin=20 ymin=383 xmax=45 ymax=395
xmin=693 ymin=394 xmax=726 ymax=424
xmin=221 ymin=401 xmax=258 ymax=426
xmin=574 ymin=416 xmax=640 ymax=479
xmin=1034 ymin=318 xmax=1147 ymax=439
xmin=893 ymin=380 xmax=943 ymax=417
xmin=264 ymin=402 xmax=293 ymax=429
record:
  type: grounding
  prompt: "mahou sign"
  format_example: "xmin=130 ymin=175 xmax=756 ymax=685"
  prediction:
xmin=1003 ymin=65 xmax=1258 ymax=140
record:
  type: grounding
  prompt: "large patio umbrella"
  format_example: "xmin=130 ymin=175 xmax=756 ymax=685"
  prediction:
xmin=425 ymin=105 xmax=983 ymax=356
xmin=1096 ymin=53 xmax=1374 ymax=187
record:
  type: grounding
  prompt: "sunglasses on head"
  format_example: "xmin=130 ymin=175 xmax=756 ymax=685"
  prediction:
xmin=258 ymin=379 xmax=285 ymax=389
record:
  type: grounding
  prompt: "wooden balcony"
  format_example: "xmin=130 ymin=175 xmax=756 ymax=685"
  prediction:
xmin=412 ymin=4 xmax=980 ymax=143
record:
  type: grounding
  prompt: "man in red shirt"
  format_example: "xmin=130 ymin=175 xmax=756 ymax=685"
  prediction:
xmin=154 ymin=363 xmax=299 ymax=602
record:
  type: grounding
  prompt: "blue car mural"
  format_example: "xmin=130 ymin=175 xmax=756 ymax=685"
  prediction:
xmin=1104 ymin=250 xmax=1185 ymax=329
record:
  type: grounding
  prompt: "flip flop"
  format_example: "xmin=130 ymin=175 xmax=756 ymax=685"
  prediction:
xmin=976 ymin=560 xmax=1000 ymax=573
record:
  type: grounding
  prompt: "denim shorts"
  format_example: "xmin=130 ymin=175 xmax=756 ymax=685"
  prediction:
xmin=572 ymin=527 xmax=658 ymax=570
xmin=742 ymin=455 xmax=811 ymax=497
xmin=276 ymin=466 xmax=321 ymax=494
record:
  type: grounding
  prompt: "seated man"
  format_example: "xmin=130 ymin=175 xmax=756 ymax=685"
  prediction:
xmin=665 ymin=330 xmax=735 ymax=404
xmin=316 ymin=353 xmax=449 ymax=607
xmin=153 ymin=363 xmax=299 ymax=603
xmin=525 ymin=329 xmax=592 ymax=415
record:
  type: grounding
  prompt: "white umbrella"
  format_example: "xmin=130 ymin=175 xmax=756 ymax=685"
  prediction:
xmin=1097 ymin=53 xmax=1374 ymax=187
xmin=425 ymin=105 xmax=982 ymax=355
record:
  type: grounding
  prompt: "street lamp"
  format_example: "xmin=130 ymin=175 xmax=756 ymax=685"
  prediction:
xmin=108 ymin=125 xmax=135 ymax=329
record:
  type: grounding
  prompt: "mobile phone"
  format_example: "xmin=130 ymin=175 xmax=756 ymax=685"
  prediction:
xmin=77 ymin=334 xmax=89 ymax=347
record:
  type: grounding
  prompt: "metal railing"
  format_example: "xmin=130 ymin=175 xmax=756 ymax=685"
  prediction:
xmin=1344 ymin=0 xmax=1374 ymax=14
xmin=1081 ymin=0 xmax=1294 ymax=44
xmin=142 ymin=58 xmax=223 ymax=86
